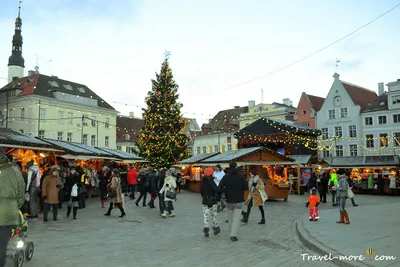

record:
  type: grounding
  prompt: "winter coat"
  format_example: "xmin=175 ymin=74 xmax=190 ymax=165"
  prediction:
xmin=42 ymin=175 xmax=64 ymax=204
xmin=308 ymin=174 xmax=317 ymax=190
xmin=64 ymin=173 xmax=83 ymax=202
xmin=389 ymin=174 xmax=397 ymax=189
xmin=108 ymin=176 xmax=123 ymax=203
xmin=200 ymin=176 xmax=219 ymax=206
xmin=159 ymin=175 xmax=177 ymax=201
xmin=317 ymin=173 xmax=329 ymax=194
xmin=218 ymin=167 xmax=248 ymax=204
xmin=127 ymin=169 xmax=138 ymax=185
xmin=245 ymin=175 xmax=267 ymax=206
xmin=0 ymin=162 xmax=25 ymax=226
xmin=336 ymin=175 xmax=349 ymax=198
xmin=148 ymin=172 xmax=158 ymax=195
xmin=137 ymin=173 xmax=149 ymax=192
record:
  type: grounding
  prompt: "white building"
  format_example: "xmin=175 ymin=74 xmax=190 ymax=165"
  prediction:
xmin=317 ymin=73 xmax=378 ymax=158
xmin=193 ymin=132 xmax=238 ymax=155
xmin=0 ymin=7 xmax=118 ymax=148
xmin=361 ymin=79 xmax=400 ymax=156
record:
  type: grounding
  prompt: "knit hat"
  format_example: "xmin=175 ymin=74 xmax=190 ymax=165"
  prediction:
xmin=311 ymin=188 xmax=317 ymax=195
xmin=204 ymin=167 xmax=214 ymax=176
xmin=51 ymin=165 xmax=60 ymax=171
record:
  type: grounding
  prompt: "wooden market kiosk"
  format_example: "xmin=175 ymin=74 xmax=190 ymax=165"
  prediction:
xmin=198 ymin=146 xmax=294 ymax=200
xmin=174 ymin=153 xmax=219 ymax=192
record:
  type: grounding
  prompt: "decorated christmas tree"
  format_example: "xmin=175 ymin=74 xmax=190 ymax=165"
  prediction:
xmin=136 ymin=52 xmax=189 ymax=167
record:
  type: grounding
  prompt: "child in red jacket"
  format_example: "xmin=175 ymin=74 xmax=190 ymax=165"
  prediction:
xmin=306 ymin=188 xmax=320 ymax=221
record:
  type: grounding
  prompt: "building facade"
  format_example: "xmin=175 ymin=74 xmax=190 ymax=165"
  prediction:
xmin=317 ymin=73 xmax=378 ymax=158
xmin=294 ymin=92 xmax=324 ymax=128
xmin=239 ymin=99 xmax=296 ymax=129
xmin=361 ymin=79 xmax=400 ymax=156
xmin=116 ymin=113 xmax=144 ymax=153
xmin=193 ymin=132 xmax=238 ymax=155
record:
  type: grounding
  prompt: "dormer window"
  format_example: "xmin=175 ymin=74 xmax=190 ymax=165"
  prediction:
xmin=63 ymin=84 xmax=73 ymax=90
xmin=302 ymin=109 xmax=306 ymax=115
xmin=125 ymin=134 xmax=130 ymax=141
xmin=48 ymin=81 xmax=59 ymax=87
xmin=77 ymin=87 xmax=86 ymax=93
xmin=334 ymin=96 xmax=341 ymax=106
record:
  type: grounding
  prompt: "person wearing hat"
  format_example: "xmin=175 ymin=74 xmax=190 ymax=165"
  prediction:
xmin=335 ymin=168 xmax=350 ymax=224
xmin=213 ymin=164 xmax=226 ymax=213
xmin=0 ymin=147 xmax=25 ymax=267
xmin=42 ymin=165 xmax=64 ymax=221
xmin=159 ymin=169 xmax=177 ymax=218
xmin=24 ymin=160 xmax=41 ymax=218
xmin=306 ymin=188 xmax=320 ymax=221
xmin=201 ymin=167 xmax=221 ymax=237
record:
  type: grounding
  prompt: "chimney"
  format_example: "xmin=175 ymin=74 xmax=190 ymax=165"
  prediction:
xmin=248 ymin=100 xmax=255 ymax=109
xmin=12 ymin=77 xmax=20 ymax=87
xmin=282 ymin=98 xmax=293 ymax=106
xmin=28 ymin=70 xmax=35 ymax=76
xmin=378 ymin=82 xmax=384 ymax=96
xmin=129 ymin=112 xmax=134 ymax=117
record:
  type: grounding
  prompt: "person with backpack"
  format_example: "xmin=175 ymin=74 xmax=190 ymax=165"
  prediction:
xmin=25 ymin=161 xmax=41 ymax=218
xmin=135 ymin=169 xmax=149 ymax=207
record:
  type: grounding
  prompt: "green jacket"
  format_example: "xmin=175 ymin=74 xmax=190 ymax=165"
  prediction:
xmin=0 ymin=162 xmax=25 ymax=226
xmin=329 ymin=173 xmax=338 ymax=186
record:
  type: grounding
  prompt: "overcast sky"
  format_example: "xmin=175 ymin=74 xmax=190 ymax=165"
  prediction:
xmin=0 ymin=0 xmax=399 ymax=126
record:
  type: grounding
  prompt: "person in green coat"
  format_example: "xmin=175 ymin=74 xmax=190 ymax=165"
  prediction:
xmin=0 ymin=147 xmax=25 ymax=267
xmin=368 ymin=173 xmax=374 ymax=190
xmin=329 ymin=171 xmax=339 ymax=206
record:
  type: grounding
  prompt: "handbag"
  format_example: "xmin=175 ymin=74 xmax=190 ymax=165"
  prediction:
xmin=71 ymin=184 xmax=78 ymax=197
xmin=166 ymin=190 xmax=177 ymax=200
xmin=108 ymin=177 xmax=119 ymax=198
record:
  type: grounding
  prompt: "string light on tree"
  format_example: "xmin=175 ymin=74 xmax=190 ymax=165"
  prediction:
xmin=135 ymin=52 xmax=189 ymax=167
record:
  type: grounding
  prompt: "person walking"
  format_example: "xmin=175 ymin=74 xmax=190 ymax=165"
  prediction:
xmin=147 ymin=169 xmax=158 ymax=209
xmin=335 ymin=169 xmax=350 ymax=225
xmin=98 ymin=166 xmax=111 ymax=208
xmin=104 ymin=169 xmax=126 ymax=217
xmin=0 ymin=148 xmax=25 ymax=267
xmin=241 ymin=170 xmax=267 ymax=224
xmin=389 ymin=173 xmax=397 ymax=195
xmin=329 ymin=171 xmax=339 ymax=206
xmin=157 ymin=168 xmax=166 ymax=216
xmin=42 ymin=165 xmax=64 ymax=222
xmin=135 ymin=169 xmax=149 ymax=207
xmin=201 ymin=167 xmax=221 ymax=237
xmin=212 ymin=164 xmax=226 ymax=212
xmin=25 ymin=163 xmax=41 ymax=218
xmin=127 ymin=166 xmax=138 ymax=200
xmin=218 ymin=161 xmax=247 ymax=242
xmin=65 ymin=167 xmax=83 ymax=219
xmin=317 ymin=170 xmax=329 ymax=203
xmin=159 ymin=169 xmax=177 ymax=218
xmin=346 ymin=173 xmax=358 ymax=207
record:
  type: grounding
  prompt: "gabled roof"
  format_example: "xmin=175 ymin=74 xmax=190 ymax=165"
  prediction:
xmin=179 ymin=153 xmax=220 ymax=164
xmin=362 ymin=94 xmax=388 ymax=112
xmin=0 ymin=128 xmax=59 ymax=151
xmin=340 ymin=81 xmax=378 ymax=111
xmin=306 ymin=93 xmax=325 ymax=112
xmin=0 ymin=74 xmax=115 ymax=110
xmin=323 ymin=155 xmax=399 ymax=167
xmin=116 ymin=116 xmax=144 ymax=143
xmin=97 ymin=147 xmax=143 ymax=160
xmin=39 ymin=138 xmax=94 ymax=155
xmin=202 ymin=106 xmax=248 ymax=134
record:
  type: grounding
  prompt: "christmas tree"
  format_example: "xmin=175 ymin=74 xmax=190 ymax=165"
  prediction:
xmin=136 ymin=52 xmax=189 ymax=167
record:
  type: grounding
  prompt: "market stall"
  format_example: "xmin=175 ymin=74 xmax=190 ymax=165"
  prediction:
xmin=174 ymin=153 xmax=219 ymax=192
xmin=198 ymin=146 xmax=294 ymax=200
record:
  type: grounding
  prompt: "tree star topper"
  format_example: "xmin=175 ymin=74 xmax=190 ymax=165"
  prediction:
xmin=164 ymin=51 xmax=171 ymax=60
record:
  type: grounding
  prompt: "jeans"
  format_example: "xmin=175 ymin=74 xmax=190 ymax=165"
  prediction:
xmin=331 ymin=191 xmax=337 ymax=204
xmin=227 ymin=203 xmax=242 ymax=238
xmin=338 ymin=197 xmax=347 ymax=212
xmin=166 ymin=201 xmax=174 ymax=213
xmin=0 ymin=226 xmax=12 ymax=267
xmin=158 ymin=194 xmax=165 ymax=213
xmin=78 ymin=193 xmax=86 ymax=208
xmin=319 ymin=192 xmax=327 ymax=202
xmin=129 ymin=184 xmax=137 ymax=199
xmin=43 ymin=203 xmax=59 ymax=220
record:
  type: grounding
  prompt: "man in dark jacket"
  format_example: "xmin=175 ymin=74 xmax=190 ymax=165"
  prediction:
xmin=317 ymin=171 xmax=329 ymax=203
xmin=157 ymin=168 xmax=166 ymax=215
xmin=218 ymin=161 xmax=247 ymax=242
xmin=135 ymin=169 xmax=149 ymax=207
xmin=147 ymin=169 xmax=158 ymax=208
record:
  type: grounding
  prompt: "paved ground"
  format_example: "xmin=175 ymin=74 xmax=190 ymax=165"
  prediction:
xmin=296 ymin=198 xmax=400 ymax=267
xmin=6 ymin=192 xmax=400 ymax=267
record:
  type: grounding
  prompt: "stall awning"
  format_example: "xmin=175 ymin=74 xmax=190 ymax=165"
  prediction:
xmin=322 ymin=155 xmax=400 ymax=167
xmin=1 ymin=144 xmax=63 ymax=152
xmin=40 ymin=138 xmax=94 ymax=155
xmin=179 ymin=153 xmax=220 ymax=164
xmin=96 ymin=147 xmax=144 ymax=160
xmin=123 ymin=159 xmax=149 ymax=163
xmin=0 ymin=128 xmax=58 ymax=150
xmin=60 ymin=154 xmax=92 ymax=160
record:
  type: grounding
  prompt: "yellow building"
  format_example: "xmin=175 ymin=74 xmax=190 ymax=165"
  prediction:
xmin=239 ymin=99 xmax=296 ymax=129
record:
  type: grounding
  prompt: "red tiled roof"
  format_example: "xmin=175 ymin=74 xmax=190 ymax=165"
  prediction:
xmin=341 ymin=81 xmax=378 ymax=111
xmin=306 ymin=94 xmax=325 ymax=112
xmin=116 ymin=116 xmax=144 ymax=143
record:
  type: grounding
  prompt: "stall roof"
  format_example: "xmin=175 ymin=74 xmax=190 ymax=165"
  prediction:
xmin=323 ymin=156 xmax=400 ymax=167
xmin=0 ymin=128 xmax=60 ymax=151
xmin=68 ymin=142 xmax=114 ymax=157
xmin=200 ymin=146 xmax=294 ymax=163
xmin=39 ymin=138 xmax=94 ymax=155
xmin=97 ymin=147 xmax=143 ymax=160
xmin=290 ymin=155 xmax=313 ymax=165
xmin=179 ymin=153 xmax=220 ymax=164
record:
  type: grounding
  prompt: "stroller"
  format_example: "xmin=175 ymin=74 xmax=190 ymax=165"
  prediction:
xmin=6 ymin=210 xmax=34 ymax=267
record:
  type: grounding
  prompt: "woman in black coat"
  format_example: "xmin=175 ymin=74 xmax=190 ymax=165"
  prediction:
xmin=65 ymin=168 xmax=84 ymax=219
xmin=98 ymin=166 xmax=111 ymax=209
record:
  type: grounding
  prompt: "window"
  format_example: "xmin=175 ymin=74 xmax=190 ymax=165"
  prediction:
xmin=117 ymin=146 xmax=122 ymax=151
xmin=322 ymin=147 xmax=330 ymax=158
xmin=82 ymin=134 xmax=88 ymax=145
xmin=365 ymin=134 xmax=374 ymax=148
xmin=67 ymin=112 xmax=73 ymax=124
xmin=334 ymin=96 xmax=341 ymax=106
xmin=348 ymin=125 xmax=357 ymax=138
xmin=202 ymin=146 xmax=206 ymax=154
xmin=334 ymin=126 xmax=342 ymax=137
xmin=214 ymin=145 xmax=219 ymax=153
xmin=39 ymin=108 xmax=46 ymax=121
xmin=63 ymin=84 xmax=73 ymax=90
xmin=378 ymin=116 xmax=387 ymax=125
xmin=77 ymin=87 xmax=86 ymax=93
xmin=380 ymin=133 xmax=388 ymax=147
xmin=48 ymin=80 xmax=59 ymax=87
xmin=91 ymin=135 xmax=96 ymax=146
xmin=208 ymin=146 xmax=212 ymax=153
xmin=321 ymin=128 xmax=328 ymax=139
xmin=394 ymin=133 xmax=400 ymax=147
xmin=196 ymin=147 xmax=201 ymax=155
xmin=57 ymin=131 xmax=63 ymax=141
xmin=82 ymin=115 xmax=88 ymax=126
xmin=67 ymin=132 xmax=72 ymax=142
xmin=20 ymin=107 xmax=24 ymax=119
xmin=221 ymin=145 xmax=225 ymax=153
xmin=125 ymin=134 xmax=130 ymax=141
xmin=227 ymin=136 xmax=231 ymax=143
xmin=302 ymin=109 xmax=306 ymax=115
xmin=393 ymin=114 xmax=400 ymax=123
xmin=340 ymin=108 xmax=348 ymax=118
xmin=335 ymin=145 xmax=343 ymax=157
xmin=392 ymin=95 xmax=400 ymax=105
xmin=365 ymin=117 xmax=373 ymax=125
xmin=91 ymin=116 xmax=96 ymax=127
xmin=38 ymin=130 xmax=45 ymax=138
xmin=105 ymin=118 xmax=110 ymax=128
xmin=227 ymin=144 xmax=232 ymax=151
xmin=58 ymin=111 xmax=64 ymax=124
xmin=349 ymin=145 xmax=358 ymax=157
xmin=328 ymin=110 xmax=336 ymax=119
xmin=105 ymin=136 xmax=109 ymax=147
xmin=126 ymin=147 xmax=132 ymax=153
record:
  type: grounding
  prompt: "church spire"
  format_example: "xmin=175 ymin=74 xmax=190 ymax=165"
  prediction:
xmin=7 ymin=1 xmax=25 ymax=82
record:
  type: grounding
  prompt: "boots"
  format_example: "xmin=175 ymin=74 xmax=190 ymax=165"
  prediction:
xmin=343 ymin=211 xmax=350 ymax=224
xmin=351 ymin=198 xmax=358 ymax=207
xmin=203 ymin=227 xmax=210 ymax=237
xmin=117 ymin=203 xmax=126 ymax=218
xmin=258 ymin=218 xmax=265 ymax=225
xmin=73 ymin=207 xmax=78 ymax=220
xmin=148 ymin=202 xmax=155 ymax=209
xmin=336 ymin=211 xmax=344 ymax=223
xmin=104 ymin=203 xmax=113 ymax=216
xmin=160 ymin=211 xmax=168 ymax=218
xmin=101 ymin=200 xmax=105 ymax=208
xmin=213 ymin=227 xmax=221 ymax=235
xmin=241 ymin=210 xmax=248 ymax=223
xmin=66 ymin=207 xmax=72 ymax=218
